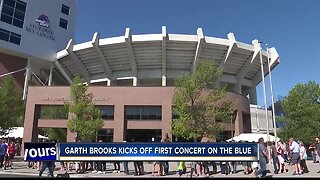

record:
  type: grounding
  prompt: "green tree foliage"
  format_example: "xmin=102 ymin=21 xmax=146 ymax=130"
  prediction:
xmin=38 ymin=105 xmax=68 ymax=142
xmin=0 ymin=76 xmax=25 ymax=135
xmin=172 ymin=60 xmax=234 ymax=141
xmin=40 ymin=105 xmax=68 ymax=119
xmin=39 ymin=128 xmax=67 ymax=142
xmin=66 ymin=76 xmax=104 ymax=141
xmin=280 ymin=81 xmax=320 ymax=144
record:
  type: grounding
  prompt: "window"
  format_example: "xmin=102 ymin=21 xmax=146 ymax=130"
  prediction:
xmin=0 ymin=0 xmax=27 ymax=28
xmin=59 ymin=18 xmax=68 ymax=29
xmin=125 ymin=106 xmax=162 ymax=120
xmin=61 ymin=4 xmax=69 ymax=15
xmin=97 ymin=129 xmax=113 ymax=142
xmin=0 ymin=28 xmax=10 ymax=42
xmin=9 ymin=31 xmax=20 ymax=44
xmin=39 ymin=105 xmax=68 ymax=119
xmin=0 ymin=28 xmax=21 ymax=45
xmin=98 ymin=106 xmax=114 ymax=120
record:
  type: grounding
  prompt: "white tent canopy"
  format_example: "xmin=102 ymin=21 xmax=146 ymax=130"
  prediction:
xmin=0 ymin=127 xmax=48 ymax=139
xmin=226 ymin=133 xmax=280 ymax=142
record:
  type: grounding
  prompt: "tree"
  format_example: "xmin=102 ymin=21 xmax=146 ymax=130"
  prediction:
xmin=276 ymin=116 xmax=290 ymax=141
xmin=0 ymin=76 xmax=25 ymax=135
xmin=280 ymin=81 xmax=320 ymax=144
xmin=38 ymin=105 xmax=68 ymax=142
xmin=39 ymin=128 xmax=67 ymax=142
xmin=172 ymin=60 xmax=234 ymax=142
xmin=66 ymin=76 xmax=104 ymax=141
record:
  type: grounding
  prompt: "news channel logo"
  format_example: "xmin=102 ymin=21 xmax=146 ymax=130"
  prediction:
xmin=24 ymin=143 xmax=57 ymax=161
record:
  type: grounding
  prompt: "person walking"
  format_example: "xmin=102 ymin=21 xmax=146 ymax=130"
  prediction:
xmin=256 ymin=138 xmax=268 ymax=178
xmin=0 ymin=140 xmax=7 ymax=169
xmin=161 ymin=133 xmax=171 ymax=175
xmin=269 ymin=141 xmax=278 ymax=174
xmin=122 ymin=141 xmax=129 ymax=175
xmin=288 ymin=138 xmax=301 ymax=176
xmin=177 ymin=161 xmax=186 ymax=177
xmin=151 ymin=161 xmax=163 ymax=176
xmin=316 ymin=137 xmax=320 ymax=173
xmin=7 ymin=141 xmax=15 ymax=169
xmin=299 ymin=141 xmax=309 ymax=174
xmin=308 ymin=143 xmax=318 ymax=163
xmin=277 ymin=141 xmax=286 ymax=174
xmin=39 ymin=160 xmax=54 ymax=177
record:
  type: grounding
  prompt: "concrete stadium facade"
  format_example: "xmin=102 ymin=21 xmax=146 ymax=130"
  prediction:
xmin=0 ymin=0 xmax=280 ymax=144
xmin=22 ymin=26 xmax=280 ymax=143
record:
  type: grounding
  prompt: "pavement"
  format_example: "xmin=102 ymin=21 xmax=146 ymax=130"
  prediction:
xmin=1 ymin=157 xmax=320 ymax=178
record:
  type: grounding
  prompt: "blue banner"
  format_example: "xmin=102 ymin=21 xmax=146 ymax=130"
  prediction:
xmin=24 ymin=143 xmax=57 ymax=161
xmin=58 ymin=143 xmax=258 ymax=161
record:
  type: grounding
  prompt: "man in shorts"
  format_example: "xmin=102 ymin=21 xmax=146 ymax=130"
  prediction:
xmin=289 ymin=138 xmax=301 ymax=175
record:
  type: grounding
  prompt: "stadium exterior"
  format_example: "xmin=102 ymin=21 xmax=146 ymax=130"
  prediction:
xmin=0 ymin=1 xmax=280 ymax=143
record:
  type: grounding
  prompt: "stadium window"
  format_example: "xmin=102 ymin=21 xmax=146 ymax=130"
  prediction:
xmin=0 ymin=28 xmax=10 ymax=42
xmin=97 ymin=129 xmax=113 ymax=142
xmin=0 ymin=0 xmax=26 ymax=28
xmin=9 ymin=31 xmax=21 ymax=45
xmin=97 ymin=106 xmax=114 ymax=120
xmin=0 ymin=28 xmax=21 ymax=45
xmin=61 ymin=4 xmax=70 ymax=15
xmin=59 ymin=18 xmax=68 ymax=29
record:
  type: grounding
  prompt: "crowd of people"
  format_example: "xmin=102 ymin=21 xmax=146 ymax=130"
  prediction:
xmin=3 ymin=135 xmax=320 ymax=177
xmin=251 ymin=136 xmax=320 ymax=178
xmin=0 ymin=139 xmax=20 ymax=170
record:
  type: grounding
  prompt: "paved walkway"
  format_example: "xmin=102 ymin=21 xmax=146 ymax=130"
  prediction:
xmin=1 ymin=158 xmax=320 ymax=178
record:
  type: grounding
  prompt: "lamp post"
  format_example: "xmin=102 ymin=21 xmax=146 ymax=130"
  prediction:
xmin=258 ymin=42 xmax=271 ymax=162
xmin=266 ymin=44 xmax=278 ymax=149
xmin=258 ymin=42 xmax=270 ymax=142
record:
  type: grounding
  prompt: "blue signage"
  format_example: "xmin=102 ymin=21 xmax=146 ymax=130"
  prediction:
xmin=24 ymin=143 xmax=57 ymax=161
xmin=24 ymin=142 xmax=258 ymax=161
xmin=58 ymin=143 xmax=258 ymax=161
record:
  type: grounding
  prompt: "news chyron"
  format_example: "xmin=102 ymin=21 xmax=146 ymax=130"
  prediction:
xmin=24 ymin=143 xmax=57 ymax=161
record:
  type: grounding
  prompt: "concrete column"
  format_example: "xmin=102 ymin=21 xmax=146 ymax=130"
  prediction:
xmin=249 ymin=87 xmax=258 ymax=105
xmin=48 ymin=64 xmax=53 ymax=86
xmin=22 ymin=59 xmax=31 ymax=100
xmin=113 ymin=104 xmax=125 ymax=142
xmin=162 ymin=76 xmax=166 ymax=86
xmin=234 ymin=83 xmax=242 ymax=94
xmin=67 ymin=130 xmax=76 ymax=142
xmin=106 ymin=79 xmax=111 ymax=86
xmin=133 ymin=77 xmax=137 ymax=87
xmin=234 ymin=111 xmax=243 ymax=136
xmin=161 ymin=104 xmax=172 ymax=140
xmin=22 ymin=104 xmax=39 ymax=156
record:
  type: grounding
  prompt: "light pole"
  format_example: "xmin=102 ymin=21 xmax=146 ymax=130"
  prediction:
xmin=258 ymin=42 xmax=270 ymax=142
xmin=266 ymin=44 xmax=278 ymax=148
xmin=258 ymin=42 xmax=270 ymax=161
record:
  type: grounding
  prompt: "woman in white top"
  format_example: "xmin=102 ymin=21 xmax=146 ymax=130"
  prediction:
xmin=299 ymin=141 xmax=309 ymax=174
xmin=277 ymin=141 xmax=286 ymax=173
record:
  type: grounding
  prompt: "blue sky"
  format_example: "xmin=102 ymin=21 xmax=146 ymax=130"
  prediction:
xmin=75 ymin=0 xmax=320 ymax=107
